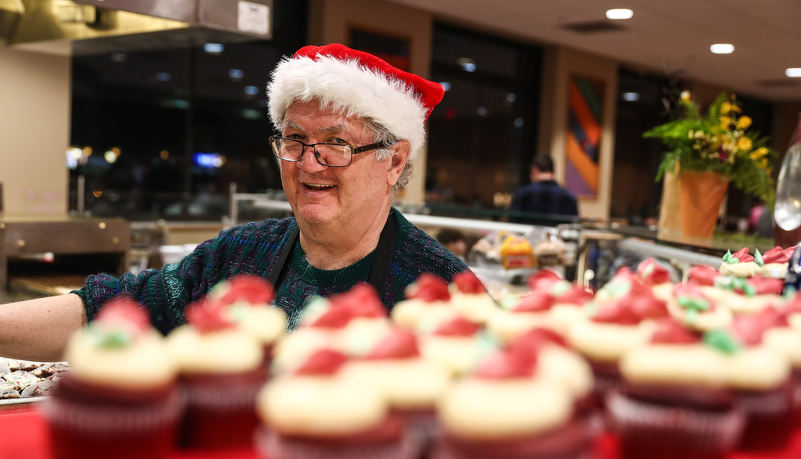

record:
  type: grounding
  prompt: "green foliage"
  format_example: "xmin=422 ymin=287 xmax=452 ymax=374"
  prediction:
xmin=644 ymin=92 xmax=778 ymax=206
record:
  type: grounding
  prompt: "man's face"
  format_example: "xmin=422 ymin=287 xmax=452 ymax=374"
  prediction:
xmin=279 ymin=100 xmax=397 ymax=231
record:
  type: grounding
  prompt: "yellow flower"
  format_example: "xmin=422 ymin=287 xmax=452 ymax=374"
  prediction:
xmin=720 ymin=116 xmax=732 ymax=129
xmin=736 ymin=136 xmax=753 ymax=151
xmin=721 ymin=102 xmax=732 ymax=115
xmin=751 ymin=147 xmax=769 ymax=160
xmin=737 ymin=116 xmax=752 ymax=130
xmin=680 ymin=90 xmax=691 ymax=103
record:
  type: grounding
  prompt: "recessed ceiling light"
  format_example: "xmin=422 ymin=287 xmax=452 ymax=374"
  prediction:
xmin=710 ymin=43 xmax=735 ymax=54
xmin=786 ymin=68 xmax=801 ymax=78
xmin=606 ymin=9 xmax=633 ymax=20
xmin=623 ymin=92 xmax=640 ymax=102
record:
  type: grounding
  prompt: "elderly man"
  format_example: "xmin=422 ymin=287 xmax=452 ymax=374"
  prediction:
xmin=0 ymin=44 xmax=469 ymax=361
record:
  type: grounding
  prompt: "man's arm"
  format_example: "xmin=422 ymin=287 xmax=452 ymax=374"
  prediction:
xmin=0 ymin=293 xmax=86 ymax=362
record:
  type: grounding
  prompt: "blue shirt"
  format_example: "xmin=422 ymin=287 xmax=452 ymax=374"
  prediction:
xmin=511 ymin=180 xmax=579 ymax=225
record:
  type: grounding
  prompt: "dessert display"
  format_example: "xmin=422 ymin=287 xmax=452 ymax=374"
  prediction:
xmin=417 ymin=315 xmax=488 ymax=378
xmin=499 ymin=233 xmax=535 ymax=269
xmin=166 ymin=299 xmax=267 ymax=449
xmin=42 ymin=297 xmax=182 ymax=459
xmin=448 ymin=270 xmax=499 ymax=324
xmin=719 ymin=246 xmax=796 ymax=279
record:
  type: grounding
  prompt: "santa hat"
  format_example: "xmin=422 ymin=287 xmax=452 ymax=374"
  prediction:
xmin=267 ymin=43 xmax=445 ymax=161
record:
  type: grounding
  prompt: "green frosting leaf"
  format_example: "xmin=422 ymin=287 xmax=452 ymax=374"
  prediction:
xmin=87 ymin=325 xmax=133 ymax=349
xmin=754 ymin=249 xmax=764 ymax=267
xmin=703 ymin=329 xmax=741 ymax=354
xmin=722 ymin=250 xmax=739 ymax=264
xmin=677 ymin=295 xmax=710 ymax=311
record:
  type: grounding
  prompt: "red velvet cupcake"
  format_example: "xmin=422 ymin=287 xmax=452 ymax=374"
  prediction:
xmin=256 ymin=348 xmax=422 ymax=459
xmin=42 ymin=297 xmax=182 ymax=459
xmin=166 ymin=300 xmax=266 ymax=449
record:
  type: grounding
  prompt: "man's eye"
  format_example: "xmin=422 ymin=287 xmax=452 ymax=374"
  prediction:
xmin=329 ymin=137 xmax=348 ymax=145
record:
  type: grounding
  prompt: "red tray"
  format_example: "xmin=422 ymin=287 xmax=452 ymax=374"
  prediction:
xmin=3 ymin=407 xmax=801 ymax=459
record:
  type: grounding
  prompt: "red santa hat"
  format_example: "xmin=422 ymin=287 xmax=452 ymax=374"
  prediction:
xmin=267 ymin=43 xmax=445 ymax=161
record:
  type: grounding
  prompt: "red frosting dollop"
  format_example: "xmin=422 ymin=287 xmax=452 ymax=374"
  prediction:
xmin=432 ymin=316 xmax=482 ymax=337
xmin=650 ymin=318 xmax=702 ymax=344
xmin=732 ymin=248 xmax=755 ymax=263
xmin=406 ymin=274 xmax=451 ymax=302
xmin=742 ymin=276 xmax=784 ymax=296
xmin=95 ymin=296 xmax=151 ymax=334
xmin=328 ymin=283 xmax=387 ymax=319
xmin=762 ymin=246 xmax=794 ymax=264
xmin=553 ymin=284 xmax=593 ymax=306
xmin=453 ymin=271 xmax=486 ymax=294
xmin=295 ymin=348 xmax=348 ymax=376
xmin=511 ymin=291 xmax=554 ymax=313
xmin=591 ymin=299 xmax=641 ymax=325
xmin=215 ymin=274 xmax=275 ymax=307
xmin=527 ymin=269 xmax=563 ymax=291
xmin=636 ymin=258 xmax=672 ymax=285
xmin=509 ymin=327 xmax=568 ymax=353
xmin=629 ymin=294 xmax=670 ymax=320
xmin=307 ymin=306 xmax=353 ymax=329
xmin=730 ymin=313 xmax=769 ymax=346
xmin=688 ymin=265 xmax=720 ymax=287
xmin=782 ymin=291 xmax=801 ymax=315
xmin=365 ymin=328 xmax=420 ymax=360
xmin=185 ymin=301 xmax=235 ymax=334
xmin=475 ymin=349 xmax=535 ymax=379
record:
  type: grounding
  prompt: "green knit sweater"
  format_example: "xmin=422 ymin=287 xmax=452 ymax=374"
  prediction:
xmin=74 ymin=209 xmax=469 ymax=331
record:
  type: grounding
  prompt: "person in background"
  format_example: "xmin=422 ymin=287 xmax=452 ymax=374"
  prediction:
xmin=0 ymin=43 xmax=470 ymax=362
xmin=436 ymin=228 xmax=468 ymax=261
xmin=510 ymin=154 xmax=579 ymax=226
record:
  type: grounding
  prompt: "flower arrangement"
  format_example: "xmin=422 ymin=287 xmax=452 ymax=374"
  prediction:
xmin=645 ymin=91 xmax=778 ymax=206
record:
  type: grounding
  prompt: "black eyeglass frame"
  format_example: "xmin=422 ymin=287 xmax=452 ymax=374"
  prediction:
xmin=268 ymin=135 xmax=396 ymax=167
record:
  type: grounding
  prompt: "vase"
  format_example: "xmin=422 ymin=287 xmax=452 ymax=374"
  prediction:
xmin=657 ymin=170 xmax=682 ymax=239
xmin=677 ymin=171 xmax=729 ymax=239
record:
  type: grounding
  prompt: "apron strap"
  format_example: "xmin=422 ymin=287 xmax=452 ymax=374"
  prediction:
xmin=266 ymin=225 xmax=299 ymax=287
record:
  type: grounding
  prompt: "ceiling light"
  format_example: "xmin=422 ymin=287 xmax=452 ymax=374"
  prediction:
xmin=439 ymin=82 xmax=451 ymax=91
xmin=786 ymin=68 xmax=801 ymax=78
xmin=203 ymin=43 xmax=224 ymax=54
xmin=623 ymin=92 xmax=640 ymax=102
xmin=229 ymin=69 xmax=244 ymax=80
xmin=606 ymin=9 xmax=633 ymax=20
xmin=457 ymin=58 xmax=476 ymax=72
xmin=710 ymin=43 xmax=735 ymax=54
xmin=244 ymin=85 xmax=259 ymax=96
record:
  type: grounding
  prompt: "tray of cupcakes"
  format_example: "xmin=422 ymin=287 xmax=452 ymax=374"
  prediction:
xmin=3 ymin=243 xmax=801 ymax=458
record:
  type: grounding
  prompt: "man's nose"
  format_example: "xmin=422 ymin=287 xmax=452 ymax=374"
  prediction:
xmin=296 ymin=144 xmax=326 ymax=171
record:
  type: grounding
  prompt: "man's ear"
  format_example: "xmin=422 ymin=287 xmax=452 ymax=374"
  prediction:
xmin=387 ymin=140 xmax=411 ymax=186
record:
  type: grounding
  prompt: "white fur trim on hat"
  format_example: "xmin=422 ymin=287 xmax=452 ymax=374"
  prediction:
xmin=268 ymin=55 xmax=428 ymax=161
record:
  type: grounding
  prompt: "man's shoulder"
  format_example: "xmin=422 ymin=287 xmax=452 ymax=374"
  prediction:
xmin=219 ymin=217 xmax=297 ymax=243
xmin=393 ymin=210 xmax=468 ymax=275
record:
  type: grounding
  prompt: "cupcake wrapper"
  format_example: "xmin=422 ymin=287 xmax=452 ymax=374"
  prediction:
xmin=182 ymin=378 xmax=263 ymax=411
xmin=735 ymin=384 xmax=794 ymax=451
xmin=255 ymin=426 xmax=423 ymax=459
xmin=606 ymin=390 xmax=745 ymax=458
xmin=42 ymin=388 xmax=183 ymax=433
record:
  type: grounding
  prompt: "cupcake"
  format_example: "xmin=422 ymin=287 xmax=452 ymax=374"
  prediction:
xmin=699 ymin=275 xmax=785 ymax=316
xmin=448 ymin=271 xmax=498 ymax=325
xmin=667 ymin=283 xmax=732 ymax=332
xmin=418 ymin=316 xmax=489 ymax=378
xmin=391 ymin=274 xmax=459 ymax=331
xmin=211 ymin=274 xmax=287 ymax=366
xmin=719 ymin=248 xmax=761 ymax=278
xmin=758 ymin=245 xmax=795 ymax=279
xmin=272 ymin=284 xmax=393 ymax=371
xmin=433 ymin=344 xmax=594 ymax=458
xmin=256 ymin=348 xmax=422 ymax=459
xmin=43 ymin=297 xmax=182 ymax=459
xmin=166 ymin=300 xmax=266 ymax=449
xmin=567 ymin=269 xmax=668 ymax=401
xmin=609 ymin=318 xmax=746 ymax=459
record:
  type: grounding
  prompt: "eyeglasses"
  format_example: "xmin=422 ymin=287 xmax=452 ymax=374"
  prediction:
xmin=269 ymin=135 xmax=395 ymax=167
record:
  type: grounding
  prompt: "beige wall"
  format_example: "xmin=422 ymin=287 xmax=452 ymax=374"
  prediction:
xmin=0 ymin=46 xmax=70 ymax=215
xmin=537 ymin=46 xmax=619 ymax=221
xmin=308 ymin=0 xmax=434 ymax=205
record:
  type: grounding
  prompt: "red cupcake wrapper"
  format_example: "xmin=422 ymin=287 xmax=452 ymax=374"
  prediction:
xmin=606 ymin=390 xmax=745 ymax=459
xmin=42 ymin=388 xmax=183 ymax=459
xmin=255 ymin=426 xmax=423 ymax=459
xmin=735 ymin=383 xmax=794 ymax=451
